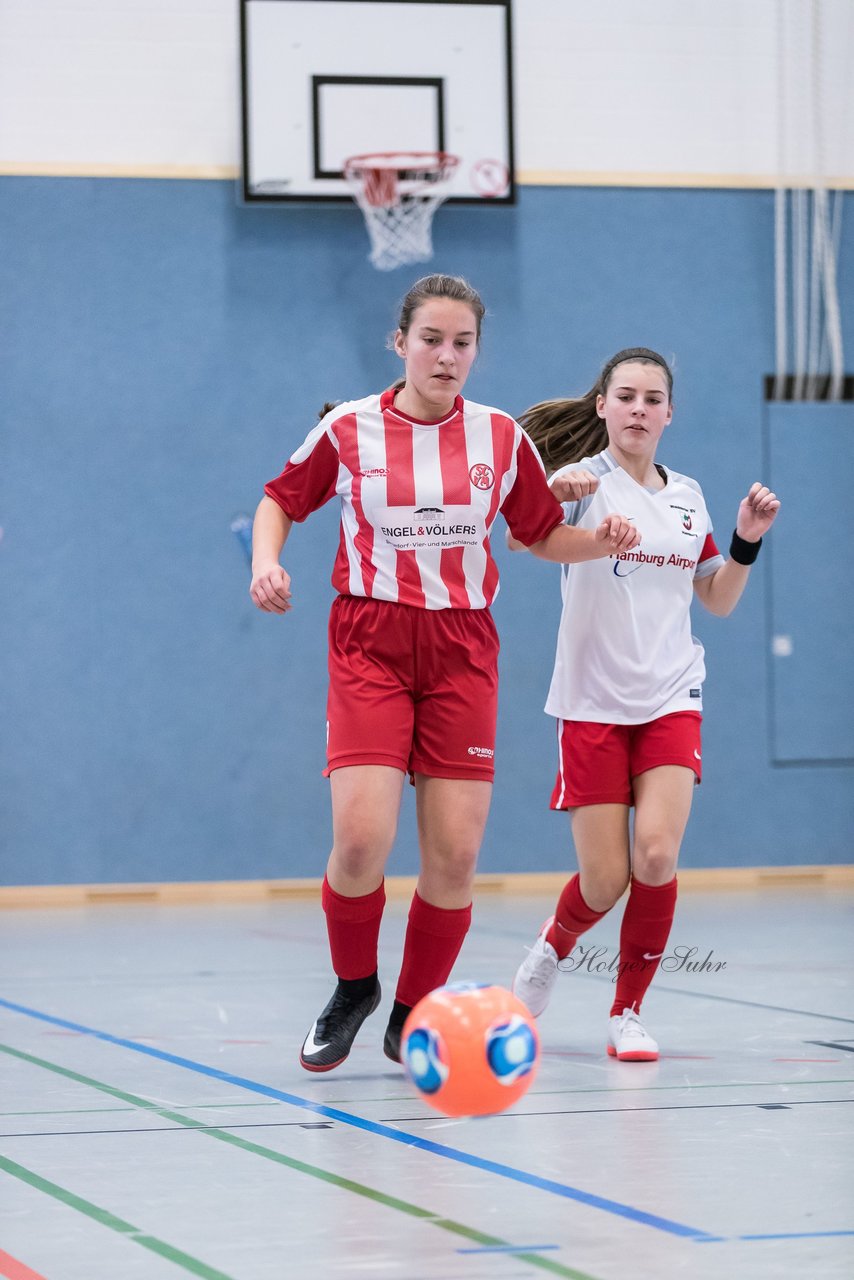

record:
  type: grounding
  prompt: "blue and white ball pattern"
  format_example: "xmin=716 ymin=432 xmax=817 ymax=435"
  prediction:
xmin=403 ymin=1025 xmax=449 ymax=1096
xmin=401 ymin=983 xmax=540 ymax=1116
xmin=485 ymin=1014 xmax=538 ymax=1085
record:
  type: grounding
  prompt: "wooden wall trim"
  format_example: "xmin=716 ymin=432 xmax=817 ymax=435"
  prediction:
xmin=1 ymin=866 xmax=851 ymax=908
xmin=2 ymin=163 xmax=852 ymax=190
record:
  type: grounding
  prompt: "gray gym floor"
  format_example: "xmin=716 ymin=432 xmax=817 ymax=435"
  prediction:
xmin=1 ymin=886 xmax=852 ymax=1279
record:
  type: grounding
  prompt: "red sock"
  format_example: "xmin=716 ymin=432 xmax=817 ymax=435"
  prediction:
xmin=395 ymin=892 xmax=472 ymax=1008
xmin=611 ymin=875 xmax=677 ymax=1016
xmin=321 ymin=876 xmax=386 ymax=981
xmin=546 ymin=874 xmax=609 ymax=959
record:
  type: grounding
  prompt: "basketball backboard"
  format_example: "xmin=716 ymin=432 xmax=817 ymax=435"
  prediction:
xmin=240 ymin=0 xmax=515 ymax=204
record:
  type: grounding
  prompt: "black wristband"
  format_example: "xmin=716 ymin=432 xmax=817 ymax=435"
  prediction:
xmin=729 ymin=530 xmax=762 ymax=566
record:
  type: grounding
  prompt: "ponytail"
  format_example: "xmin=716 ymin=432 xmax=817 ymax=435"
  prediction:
xmin=520 ymin=391 xmax=608 ymax=473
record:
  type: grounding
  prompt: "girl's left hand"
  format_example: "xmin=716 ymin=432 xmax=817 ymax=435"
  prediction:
xmin=736 ymin=482 xmax=781 ymax=542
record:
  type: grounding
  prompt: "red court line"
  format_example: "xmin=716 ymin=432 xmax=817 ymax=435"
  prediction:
xmin=0 ymin=1248 xmax=49 ymax=1280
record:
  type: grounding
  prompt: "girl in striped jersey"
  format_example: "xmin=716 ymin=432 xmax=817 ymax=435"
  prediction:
xmin=512 ymin=348 xmax=780 ymax=1060
xmin=250 ymin=275 xmax=640 ymax=1072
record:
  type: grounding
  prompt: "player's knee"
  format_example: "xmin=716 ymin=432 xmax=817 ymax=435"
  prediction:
xmin=424 ymin=844 xmax=480 ymax=895
xmin=332 ymin=827 xmax=395 ymax=880
xmin=632 ymin=835 xmax=678 ymax=885
xmin=583 ymin=871 xmax=629 ymax=913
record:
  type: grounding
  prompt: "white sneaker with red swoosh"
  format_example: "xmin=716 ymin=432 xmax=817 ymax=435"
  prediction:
xmin=607 ymin=1007 xmax=659 ymax=1061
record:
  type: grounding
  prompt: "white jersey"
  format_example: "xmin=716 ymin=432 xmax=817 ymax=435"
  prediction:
xmin=544 ymin=450 xmax=724 ymax=724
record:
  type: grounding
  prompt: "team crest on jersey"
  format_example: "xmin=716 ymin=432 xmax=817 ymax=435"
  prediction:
xmin=469 ymin=463 xmax=495 ymax=490
xmin=670 ymin=502 xmax=699 ymax=537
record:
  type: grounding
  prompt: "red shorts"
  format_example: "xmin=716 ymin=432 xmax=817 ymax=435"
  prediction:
xmin=550 ymin=712 xmax=702 ymax=809
xmin=325 ymin=595 xmax=499 ymax=782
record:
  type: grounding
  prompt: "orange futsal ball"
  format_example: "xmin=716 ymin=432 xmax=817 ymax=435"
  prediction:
xmin=401 ymin=982 xmax=540 ymax=1117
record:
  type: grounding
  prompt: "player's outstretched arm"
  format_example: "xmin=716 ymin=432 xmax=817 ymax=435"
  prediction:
xmin=694 ymin=482 xmax=781 ymax=617
xmin=250 ymin=495 xmax=294 ymax=614
xmin=529 ymin=514 xmax=640 ymax=564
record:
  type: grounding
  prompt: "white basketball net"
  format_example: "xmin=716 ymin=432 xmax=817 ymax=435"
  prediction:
xmin=344 ymin=152 xmax=459 ymax=272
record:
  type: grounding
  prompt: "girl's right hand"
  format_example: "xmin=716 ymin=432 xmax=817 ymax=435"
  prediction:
xmin=594 ymin=515 xmax=640 ymax=553
xmin=550 ymin=470 xmax=599 ymax=503
xmin=250 ymin=563 xmax=292 ymax=613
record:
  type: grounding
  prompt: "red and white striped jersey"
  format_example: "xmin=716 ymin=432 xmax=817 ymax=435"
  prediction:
xmin=265 ymin=389 xmax=563 ymax=610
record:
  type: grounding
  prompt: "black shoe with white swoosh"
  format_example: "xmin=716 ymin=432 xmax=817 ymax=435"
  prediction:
xmin=299 ymin=978 xmax=382 ymax=1072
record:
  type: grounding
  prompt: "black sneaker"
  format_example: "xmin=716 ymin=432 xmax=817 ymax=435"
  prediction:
xmin=383 ymin=1000 xmax=413 ymax=1064
xmin=299 ymin=978 xmax=381 ymax=1073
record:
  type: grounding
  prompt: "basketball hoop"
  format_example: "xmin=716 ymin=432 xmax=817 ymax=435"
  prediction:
xmin=343 ymin=151 xmax=459 ymax=272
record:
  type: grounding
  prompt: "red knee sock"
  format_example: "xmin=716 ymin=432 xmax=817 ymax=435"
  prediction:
xmin=546 ymin=874 xmax=609 ymax=959
xmin=394 ymin=892 xmax=472 ymax=1008
xmin=611 ymin=875 xmax=677 ymax=1016
xmin=321 ymin=875 xmax=386 ymax=981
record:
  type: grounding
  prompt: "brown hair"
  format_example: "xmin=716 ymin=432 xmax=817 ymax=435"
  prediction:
xmin=521 ymin=347 xmax=674 ymax=472
xmin=394 ymin=273 xmax=486 ymax=343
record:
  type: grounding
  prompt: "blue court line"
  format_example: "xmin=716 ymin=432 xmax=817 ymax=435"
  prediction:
xmin=695 ymin=1230 xmax=854 ymax=1242
xmin=0 ymin=995 xmax=715 ymax=1242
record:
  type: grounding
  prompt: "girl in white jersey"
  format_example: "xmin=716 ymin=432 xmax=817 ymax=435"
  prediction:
xmin=249 ymin=277 xmax=639 ymax=1073
xmin=512 ymin=347 xmax=780 ymax=1060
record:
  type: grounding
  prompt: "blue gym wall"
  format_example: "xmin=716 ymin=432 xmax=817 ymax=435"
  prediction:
xmin=2 ymin=177 xmax=852 ymax=886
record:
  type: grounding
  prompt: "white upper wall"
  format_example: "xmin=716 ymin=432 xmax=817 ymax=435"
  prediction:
xmin=1 ymin=0 xmax=852 ymax=184
xmin=0 ymin=0 xmax=240 ymax=173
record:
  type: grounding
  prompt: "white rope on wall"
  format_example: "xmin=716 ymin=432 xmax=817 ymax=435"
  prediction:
xmin=774 ymin=0 xmax=848 ymax=401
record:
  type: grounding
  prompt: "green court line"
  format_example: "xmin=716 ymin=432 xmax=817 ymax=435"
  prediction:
xmin=0 ymin=1101 xmax=277 ymax=1119
xmin=0 ymin=1152 xmax=235 ymax=1280
xmin=0 ymin=1042 xmax=600 ymax=1280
